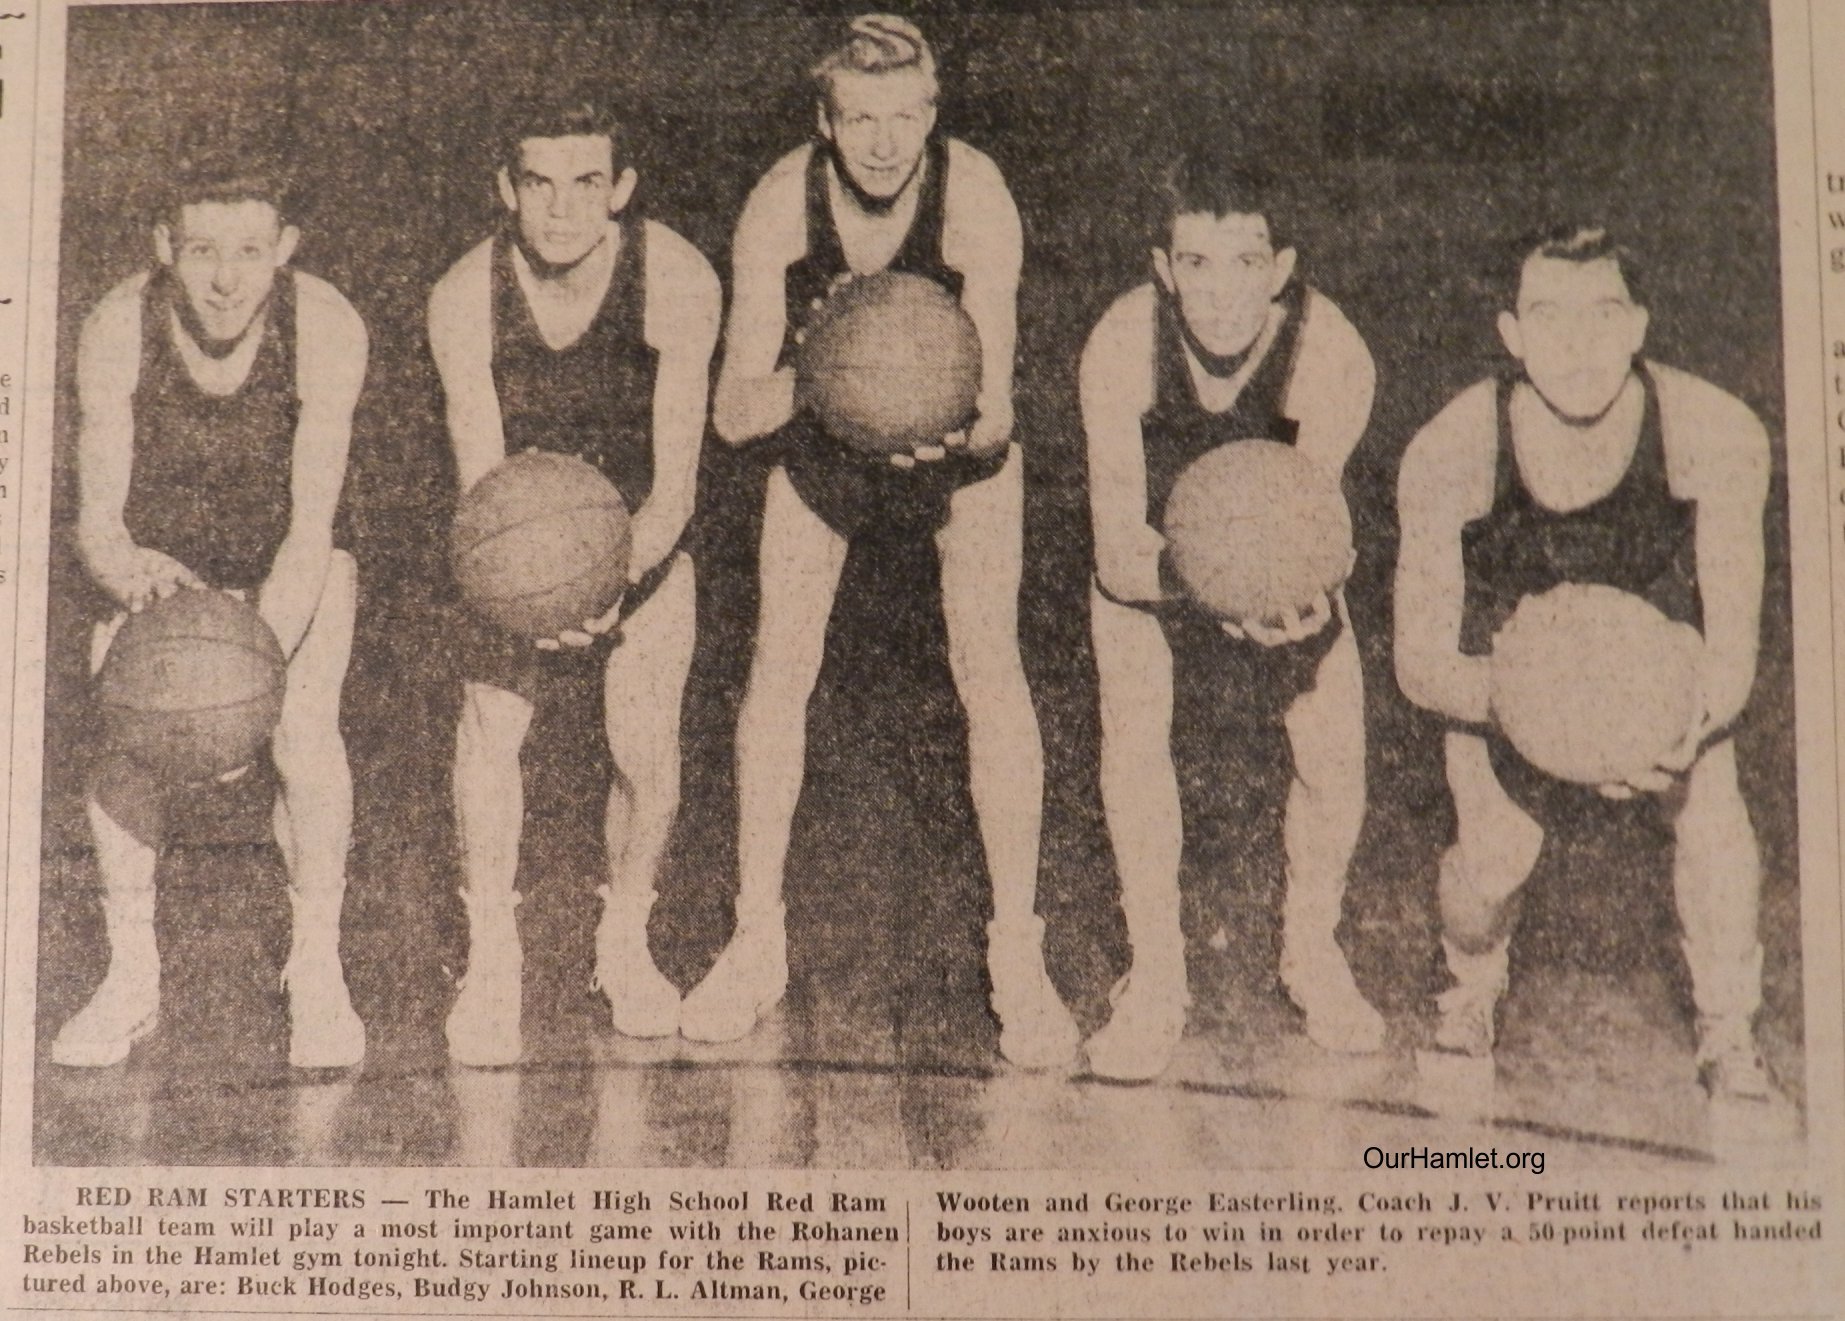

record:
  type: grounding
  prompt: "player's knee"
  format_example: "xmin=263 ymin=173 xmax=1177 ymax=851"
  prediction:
xmin=89 ymin=754 xmax=167 ymax=852
xmin=456 ymin=685 xmax=531 ymax=763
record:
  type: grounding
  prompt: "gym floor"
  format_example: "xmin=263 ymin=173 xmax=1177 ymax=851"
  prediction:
xmin=32 ymin=1 xmax=1802 ymax=1170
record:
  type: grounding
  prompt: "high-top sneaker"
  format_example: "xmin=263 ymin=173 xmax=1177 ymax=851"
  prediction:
xmin=1280 ymin=941 xmax=1388 ymax=1054
xmin=680 ymin=903 xmax=787 ymax=1044
xmin=51 ymin=882 xmax=160 ymax=1068
xmin=592 ymin=886 xmax=681 ymax=1039
xmin=445 ymin=891 xmax=523 ymax=1068
xmin=985 ymin=916 xmax=1080 ymax=1070
xmin=1084 ymin=969 xmax=1189 ymax=1082
xmin=1432 ymin=936 xmax=1509 ymax=1057
xmin=283 ymin=885 xmax=366 ymax=1069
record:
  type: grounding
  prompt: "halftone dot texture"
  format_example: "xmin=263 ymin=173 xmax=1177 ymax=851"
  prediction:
xmin=96 ymin=589 xmax=286 ymax=781
xmin=1491 ymin=582 xmax=1702 ymax=784
xmin=1161 ymin=439 xmax=1353 ymax=625
xmin=450 ymin=450 xmax=633 ymax=640
xmin=799 ymin=271 xmax=982 ymax=456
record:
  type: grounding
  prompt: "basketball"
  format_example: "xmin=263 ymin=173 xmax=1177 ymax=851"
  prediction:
xmin=1490 ymin=583 xmax=1703 ymax=785
xmin=1160 ymin=440 xmax=1354 ymax=625
xmin=797 ymin=271 xmax=983 ymax=456
xmin=450 ymin=450 xmax=633 ymax=640
xmin=95 ymin=589 xmax=287 ymax=782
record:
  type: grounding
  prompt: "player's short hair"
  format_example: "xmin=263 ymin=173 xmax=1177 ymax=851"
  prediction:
xmin=1157 ymin=150 xmax=1289 ymax=251
xmin=162 ymin=148 xmax=292 ymax=231
xmin=500 ymin=96 xmax=623 ymax=175
xmin=812 ymin=14 xmax=938 ymax=112
xmin=1511 ymin=224 xmax=1644 ymax=304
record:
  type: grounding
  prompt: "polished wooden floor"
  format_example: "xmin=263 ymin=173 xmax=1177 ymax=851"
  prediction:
xmin=34 ymin=830 xmax=1805 ymax=1171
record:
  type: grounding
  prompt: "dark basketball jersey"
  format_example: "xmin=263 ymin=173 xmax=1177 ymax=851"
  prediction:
xmin=490 ymin=218 xmax=658 ymax=512
xmin=775 ymin=137 xmax=1003 ymax=537
xmin=1141 ymin=282 xmax=1342 ymax=717
xmin=1462 ymin=363 xmax=1700 ymax=805
xmin=1460 ymin=363 xmax=1699 ymax=656
xmin=125 ymin=270 xmax=299 ymax=592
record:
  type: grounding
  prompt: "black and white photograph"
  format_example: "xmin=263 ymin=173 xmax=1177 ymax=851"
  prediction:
xmin=27 ymin=0 xmax=1809 ymax=1181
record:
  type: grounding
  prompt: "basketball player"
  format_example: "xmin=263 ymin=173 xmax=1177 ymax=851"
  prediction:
xmin=62 ymin=156 xmax=368 ymax=1070
xmin=429 ymin=100 xmax=720 ymax=1065
xmin=1079 ymin=153 xmax=1384 ymax=1080
xmin=1395 ymin=226 xmax=1773 ymax=1099
xmin=686 ymin=15 xmax=1077 ymax=1067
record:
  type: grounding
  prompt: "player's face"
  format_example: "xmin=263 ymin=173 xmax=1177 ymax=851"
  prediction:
xmin=820 ymin=67 xmax=937 ymax=201
xmin=504 ymin=134 xmax=619 ymax=267
xmin=1500 ymin=256 xmax=1649 ymax=419
xmin=162 ymin=201 xmax=296 ymax=342
xmin=1158 ymin=212 xmax=1296 ymax=358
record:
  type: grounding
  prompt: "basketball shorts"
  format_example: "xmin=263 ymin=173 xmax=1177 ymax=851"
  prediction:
xmin=455 ymin=549 xmax=687 ymax=705
xmin=776 ymin=415 xmax=1006 ymax=538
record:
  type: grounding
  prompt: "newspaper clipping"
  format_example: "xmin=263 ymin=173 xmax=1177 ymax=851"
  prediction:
xmin=0 ymin=0 xmax=1841 ymax=1318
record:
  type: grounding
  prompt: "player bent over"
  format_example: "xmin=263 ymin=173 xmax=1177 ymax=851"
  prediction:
xmin=430 ymin=99 xmax=721 ymax=1065
xmin=687 ymin=15 xmax=1077 ymax=1066
xmin=62 ymin=155 xmax=368 ymax=1069
xmin=1394 ymin=226 xmax=1774 ymax=1099
xmin=1078 ymin=153 xmax=1385 ymax=1080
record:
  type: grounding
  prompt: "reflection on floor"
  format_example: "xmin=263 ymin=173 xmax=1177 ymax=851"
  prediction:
xmin=35 ymin=889 xmax=1805 ymax=1171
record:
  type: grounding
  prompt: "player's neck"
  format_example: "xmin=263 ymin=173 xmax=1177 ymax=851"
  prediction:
xmin=1521 ymin=365 xmax=1641 ymax=433
xmin=1174 ymin=296 xmax=1283 ymax=409
xmin=512 ymin=221 xmax=619 ymax=293
xmin=825 ymin=140 xmax=927 ymax=222
xmin=167 ymin=280 xmax=272 ymax=363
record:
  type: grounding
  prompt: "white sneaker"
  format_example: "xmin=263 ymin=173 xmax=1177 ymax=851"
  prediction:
xmin=284 ymin=888 xmax=366 ymax=1069
xmin=986 ymin=917 xmax=1080 ymax=1070
xmin=1282 ymin=952 xmax=1387 ymax=1054
xmin=51 ymin=962 xmax=159 ymax=1068
xmin=284 ymin=949 xmax=366 ymax=1069
xmin=592 ymin=887 xmax=681 ymax=1039
xmin=680 ymin=906 xmax=787 ymax=1044
xmin=1084 ymin=972 xmax=1187 ymax=1082
xmin=1432 ymin=937 xmax=1507 ymax=1058
xmin=1696 ymin=1015 xmax=1774 ymax=1102
xmin=446 ymin=895 xmax=523 ymax=1068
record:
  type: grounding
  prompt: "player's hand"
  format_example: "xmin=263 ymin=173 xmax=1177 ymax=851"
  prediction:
xmin=948 ymin=397 xmax=1014 ymax=460
xmin=534 ymin=596 xmax=625 ymax=651
xmin=1595 ymin=706 xmax=1712 ymax=800
xmin=1223 ymin=592 xmax=1336 ymax=648
xmin=97 ymin=547 xmax=205 ymax=612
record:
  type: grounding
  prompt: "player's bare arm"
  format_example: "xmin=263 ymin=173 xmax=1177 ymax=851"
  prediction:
xmin=1287 ymin=291 xmax=1377 ymax=481
xmin=258 ymin=274 xmax=367 ymax=657
xmin=1661 ymin=367 xmax=1770 ymax=740
xmin=429 ymin=240 xmax=508 ymax=493
xmin=1394 ymin=382 xmax=1499 ymax=725
xmin=941 ymin=141 xmax=1022 ymax=457
xmin=1240 ymin=289 xmax=1375 ymax=646
xmin=713 ymin=152 xmax=806 ymax=447
xmin=1080 ymin=285 xmax=1163 ymax=605
xmin=635 ymin=221 xmax=722 ymax=581
xmin=74 ymin=276 xmax=203 ymax=610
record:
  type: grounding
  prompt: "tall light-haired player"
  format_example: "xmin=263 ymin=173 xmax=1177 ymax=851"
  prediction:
xmin=687 ymin=16 xmax=1077 ymax=1068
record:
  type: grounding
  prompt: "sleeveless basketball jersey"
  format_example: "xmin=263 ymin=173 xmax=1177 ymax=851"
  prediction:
xmin=1141 ymin=279 xmax=1306 ymax=523
xmin=1140 ymin=281 xmax=1341 ymax=718
xmin=125 ymin=270 xmax=299 ymax=592
xmin=490 ymin=218 xmax=657 ymax=511
xmin=1462 ymin=363 xmax=1700 ymax=809
xmin=1460 ymin=362 xmax=1699 ymax=657
xmin=777 ymin=137 xmax=1003 ymax=537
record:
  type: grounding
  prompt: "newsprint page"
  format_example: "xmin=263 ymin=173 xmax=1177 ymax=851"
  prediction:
xmin=0 ymin=1 xmax=1844 ymax=1319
